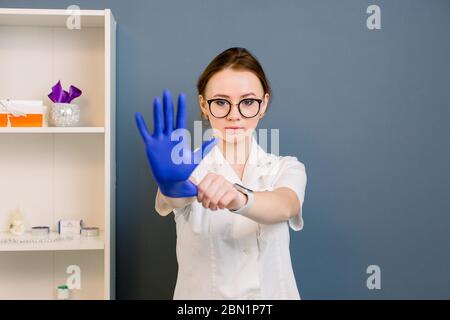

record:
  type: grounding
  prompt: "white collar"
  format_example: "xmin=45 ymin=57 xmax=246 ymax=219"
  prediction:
xmin=201 ymin=135 xmax=275 ymax=185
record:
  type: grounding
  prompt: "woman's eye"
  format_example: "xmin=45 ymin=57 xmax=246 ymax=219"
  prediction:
xmin=242 ymin=99 xmax=255 ymax=106
xmin=216 ymin=100 xmax=228 ymax=106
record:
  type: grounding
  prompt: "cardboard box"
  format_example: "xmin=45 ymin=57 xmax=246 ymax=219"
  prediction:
xmin=58 ymin=219 xmax=84 ymax=235
xmin=0 ymin=100 xmax=44 ymax=127
xmin=0 ymin=113 xmax=7 ymax=127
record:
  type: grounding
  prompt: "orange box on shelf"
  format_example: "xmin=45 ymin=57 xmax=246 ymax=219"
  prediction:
xmin=0 ymin=113 xmax=7 ymax=126
xmin=0 ymin=100 xmax=44 ymax=127
xmin=8 ymin=113 xmax=43 ymax=127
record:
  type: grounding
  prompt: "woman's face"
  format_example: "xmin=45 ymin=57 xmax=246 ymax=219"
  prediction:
xmin=199 ymin=68 xmax=269 ymax=144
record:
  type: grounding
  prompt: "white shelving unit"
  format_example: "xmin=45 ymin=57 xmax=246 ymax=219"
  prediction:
xmin=0 ymin=127 xmax=105 ymax=133
xmin=0 ymin=8 xmax=116 ymax=300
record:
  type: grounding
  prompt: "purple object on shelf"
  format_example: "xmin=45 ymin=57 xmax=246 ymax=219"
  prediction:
xmin=48 ymin=80 xmax=82 ymax=103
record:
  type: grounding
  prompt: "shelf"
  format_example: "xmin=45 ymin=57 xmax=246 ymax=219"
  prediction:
xmin=0 ymin=127 xmax=105 ymax=134
xmin=0 ymin=231 xmax=105 ymax=252
xmin=0 ymin=8 xmax=106 ymax=27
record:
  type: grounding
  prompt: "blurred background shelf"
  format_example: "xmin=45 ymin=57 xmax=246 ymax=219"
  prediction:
xmin=0 ymin=231 xmax=105 ymax=252
xmin=0 ymin=127 xmax=105 ymax=134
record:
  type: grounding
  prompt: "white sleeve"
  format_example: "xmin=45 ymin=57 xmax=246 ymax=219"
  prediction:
xmin=155 ymin=188 xmax=193 ymax=217
xmin=173 ymin=204 xmax=191 ymax=217
xmin=272 ymin=156 xmax=307 ymax=231
xmin=154 ymin=188 xmax=173 ymax=216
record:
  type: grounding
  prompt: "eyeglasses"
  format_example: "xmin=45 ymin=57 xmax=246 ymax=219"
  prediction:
xmin=206 ymin=97 xmax=263 ymax=119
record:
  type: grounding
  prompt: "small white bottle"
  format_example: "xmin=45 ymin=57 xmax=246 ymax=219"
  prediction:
xmin=56 ymin=285 xmax=71 ymax=300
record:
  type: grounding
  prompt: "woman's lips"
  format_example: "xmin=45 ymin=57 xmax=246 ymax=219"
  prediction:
xmin=224 ymin=126 xmax=244 ymax=134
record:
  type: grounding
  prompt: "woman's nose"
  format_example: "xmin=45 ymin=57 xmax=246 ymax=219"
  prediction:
xmin=226 ymin=104 xmax=241 ymax=121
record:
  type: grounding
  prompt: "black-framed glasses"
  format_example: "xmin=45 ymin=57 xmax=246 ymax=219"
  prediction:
xmin=206 ymin=97 xmax=263 ymax=119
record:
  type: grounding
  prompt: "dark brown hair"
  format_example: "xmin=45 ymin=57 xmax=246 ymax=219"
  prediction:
xmin=197 ymin=47 xmax=272 ymax=119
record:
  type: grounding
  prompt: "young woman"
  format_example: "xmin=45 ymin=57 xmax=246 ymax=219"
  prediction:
xmin=136 ymin=47 xmax=307 ymax=299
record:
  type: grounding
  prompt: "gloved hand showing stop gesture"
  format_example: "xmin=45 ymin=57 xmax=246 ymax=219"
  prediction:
xmin=135 ymin=89 xmax=218 ymax=197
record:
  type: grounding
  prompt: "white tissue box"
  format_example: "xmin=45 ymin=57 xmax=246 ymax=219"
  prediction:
xmin=58 ymin=219 xmax=83 ymax=235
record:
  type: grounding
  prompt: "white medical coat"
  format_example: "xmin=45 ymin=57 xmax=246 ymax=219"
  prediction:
xmin=171 ymin=136 xmax=307 ymax=299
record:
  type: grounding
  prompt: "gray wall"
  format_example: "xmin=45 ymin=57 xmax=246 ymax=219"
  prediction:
xmin=2 ymin=0 xmax=449 ymax=299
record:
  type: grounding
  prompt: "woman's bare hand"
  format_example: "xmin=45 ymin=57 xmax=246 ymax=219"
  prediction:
xmin=196 ymin=173 xmax=247 ymax=211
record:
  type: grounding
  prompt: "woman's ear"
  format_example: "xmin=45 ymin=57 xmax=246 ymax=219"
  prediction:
xmin=198 ymin=95 xmax=209 ymax=119
xmin=259 ymin=93 xmax=270 ymax=118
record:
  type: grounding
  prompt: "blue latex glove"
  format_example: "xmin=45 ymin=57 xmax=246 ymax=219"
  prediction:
xmin=135 ymin=89 xmax=218 ymax=197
